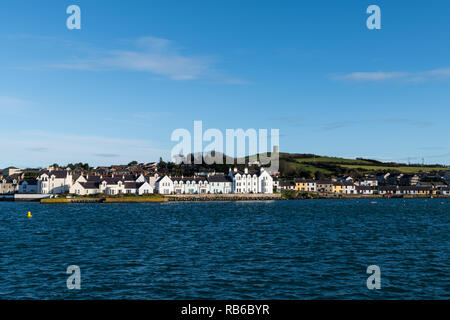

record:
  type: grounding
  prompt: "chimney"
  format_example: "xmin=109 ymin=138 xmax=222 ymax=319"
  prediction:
xmin=244 ymin=168 xmax=248 ymax=174
xmin=234 ymin=167 xmax=237 ymax=173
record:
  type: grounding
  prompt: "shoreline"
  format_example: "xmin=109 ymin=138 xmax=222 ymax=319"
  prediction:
xmin=1 ymin=193 xmax=449 ymax=203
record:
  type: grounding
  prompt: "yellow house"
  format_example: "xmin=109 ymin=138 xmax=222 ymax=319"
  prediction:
xmin=332 ymin=182 xmax=344 ymax=194
xmin=417 ymin=187 xmax=430 ymax=195
xmin=294 ymin=179 xmax=307 ymax=191
xmin=294 ymin=179 xmax=317 ymax=192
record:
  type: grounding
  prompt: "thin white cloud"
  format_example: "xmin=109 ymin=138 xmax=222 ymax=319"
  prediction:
xmin=0 ymin=96 xmax=29 ymax=109
xmin=1 ymin=130 xmax=170 ymax=167
xmin=49 ymin=36 xmax=249 ymax=83
xmin=332 ymin=68 xmax=450 ymax=82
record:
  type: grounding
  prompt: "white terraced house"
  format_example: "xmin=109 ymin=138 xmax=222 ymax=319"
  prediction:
xmin=172 ymin=176 xmax=209 ymax=194
xmin=342 ymin=182 xmax=357 ymax=194
xmin=70 ymin=174 xmax=153 ymax=195
xmin=155 ymin=175 xmax=174 ymax=194
xmin=207 ymin=175 xmax=233 ymax=194
xmin=228 ymin=167 xmax=274 ymax=194
xmin=37 ymin=170 xmax=73 ymax=194
xmin=18 ymin=179 xmax=38 ymax=194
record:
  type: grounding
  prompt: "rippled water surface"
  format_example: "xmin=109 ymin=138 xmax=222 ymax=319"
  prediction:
xmin=0 ymin=199 xmax=448 ymax=299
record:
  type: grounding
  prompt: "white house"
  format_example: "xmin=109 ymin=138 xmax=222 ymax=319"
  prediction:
xmin=70 ymin=181 xmax=100 ymax=195
xmin=359 ymin=179 xmax=378 ymax=187
xmin=37 ymin=170 xmax=73 ymax=194
xmin=356 ymin=186 xmax=374 ymax=195
xmin=343 ymin=182 xmax=357 ymax=194
xmin=155 ymin=175 xmax=174 ymax=194
xmin=172 ymin=177 xmax=209 ymax=194
xmin=207 ymin=175 xmax=233 ymax=194
xmin=70 ymin=179 xmax=153 ymax=195
xmin=124 ymin=182 xmax=153 ymax=195
xmin=18 ymin=180 xmax=38 ymax=194
xmin=229 ymin=167 xmax=274 ymax=194
xmin=440 ymin=187 xmax=450 ymax=195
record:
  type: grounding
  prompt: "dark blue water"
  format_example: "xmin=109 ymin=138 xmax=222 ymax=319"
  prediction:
xmin=0 ymin=199 xmax=448 ymax=299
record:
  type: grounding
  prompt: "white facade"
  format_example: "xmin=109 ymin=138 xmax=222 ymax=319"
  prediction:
xmin=70 ymin=180 xmax=153 ymax=195
xmin=359 ymin=179 xmax=378 ymax=187
xmin=37 ymin=170 xmax=73 ymax=194
xmin=229 ymin=167 xmax=274 ymax=194
xmin=343 ymin=183 xmax=357 ymax=194
xmin=208 ymin=176 xmax=233 ymax=194
xmin=172 ymin=177 xmax=209 ymax=194
xmin=18 ymin=180 xmax=38 ymax=194
xmin=156 ymin=175 xmax=174 ymax=194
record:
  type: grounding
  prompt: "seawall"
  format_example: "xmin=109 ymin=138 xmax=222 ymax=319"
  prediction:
xmin=165 ymin=194 xmax=283 ymax=201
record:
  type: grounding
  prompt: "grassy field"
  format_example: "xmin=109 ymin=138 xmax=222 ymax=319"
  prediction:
xmin=278 ymin=153 xmax=449 ymax=177
xmin=341 ymin=164 xmax=450 ymax=173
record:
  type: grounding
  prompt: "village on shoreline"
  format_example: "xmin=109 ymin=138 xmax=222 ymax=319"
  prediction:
xmin=1 ymin=157 xmax=450 ymax=203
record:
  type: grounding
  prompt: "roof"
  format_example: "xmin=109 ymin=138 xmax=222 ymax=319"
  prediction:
xmin=279 ymin=181 xmax=295 ymax=187
xmin=40 ymin=170 xmax=69 ymax=179
xmin=356 ymin=186 xmax=373 ymax=190
xmin=20 ymin=179 xmax=37 ymax=185
xmin=230 ymin=169 xmax=261 ymax=177
xmin=294 ymin=179 xmax=316 ymax=183
xmin=378 ymin=186 xmax=398 ymax=191
xmin=86 ymin=175 xmax=102 ymax=182
xmin=79 ymin=182 xmax=100 ymax=189
xmin=316 ymin=180 xmax=333 ymax=184
xmin=100 ymin=177 xmax=123 ymax=184
xmin=207 ymin=175 xmax=232 ymax=183
xmin=172 ymin=176 xmax=208 ymax=183
xmin=124 ymin=182 xmax=147 ymax=189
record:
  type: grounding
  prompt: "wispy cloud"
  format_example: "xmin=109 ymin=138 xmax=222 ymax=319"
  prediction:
xmin=322 ymin=118 xmax=435 ymax=131
xmin=0 ymin=96 xmax=30 ymax=109
xmin=1 ymin=130 xmax=169 ymax=167
xmin=93 ymin=153 xmax=120 ymax=158
xmin=49 ymin=36 xmax=249 ymax=83
xmin=132 ymin=111 xmax=174 ymax=121
xmin=332 ymin=68 xmax=450 ymax=82
xmin=322 ymin=120 xmax=355 ymax=131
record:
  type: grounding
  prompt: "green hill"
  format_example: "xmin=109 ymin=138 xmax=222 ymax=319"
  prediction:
xmin=277 ymin=153 xmax=449 ymax=178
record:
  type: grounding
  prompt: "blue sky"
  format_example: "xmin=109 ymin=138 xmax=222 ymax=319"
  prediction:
xmin=0 ymin=0 xmax=449 ymax=168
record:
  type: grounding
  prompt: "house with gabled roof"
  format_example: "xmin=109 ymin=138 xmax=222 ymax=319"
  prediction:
xmin=18 ymin=179 xmax=38 ymax=194
xmin=228 ymin=167 xmax=273 ymax=194
xmin=207 ymin=175 xmax=233 ymax=194
xmin=37 ymin=170 xmax=72 ymax=194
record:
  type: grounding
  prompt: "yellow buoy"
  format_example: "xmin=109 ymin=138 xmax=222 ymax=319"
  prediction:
xmin=27 ymin=211 xmax=32 ymax=218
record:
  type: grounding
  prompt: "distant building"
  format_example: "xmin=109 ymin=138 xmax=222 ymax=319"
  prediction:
xmin=316 ymin=180 xmax=333 ymax=193
xmin=279 ymin=181 xmax=295 ymax=190
xmin=155 ymin=175 xmax=174 ymax=194
xmin=229 ymin=167 xmax=273 ymax=194
xmin=207 ymin=175 xmax=233 ymax=194
xmin=356 ymin=186 xmax=374 ymax=195
xmin=2 ymin=167 xmax=22 ymax=177
xmin=18 ymin=179 xmax=38 ymax=194
xmin=0 ymin=174 xmax=21 ymax=194
xmin=37 ymin=170 xmax=73 ymax=194
xmin=294 ymin=179 xmax=317 ymax=192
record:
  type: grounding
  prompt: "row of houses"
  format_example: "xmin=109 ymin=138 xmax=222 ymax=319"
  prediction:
xmin=2 ymin=167 xmax=275 ymax=196
xmin=156 ymin=167 xmax=274 ymax=194
xmin=279 ymin=179 xmax=450 ymax=195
